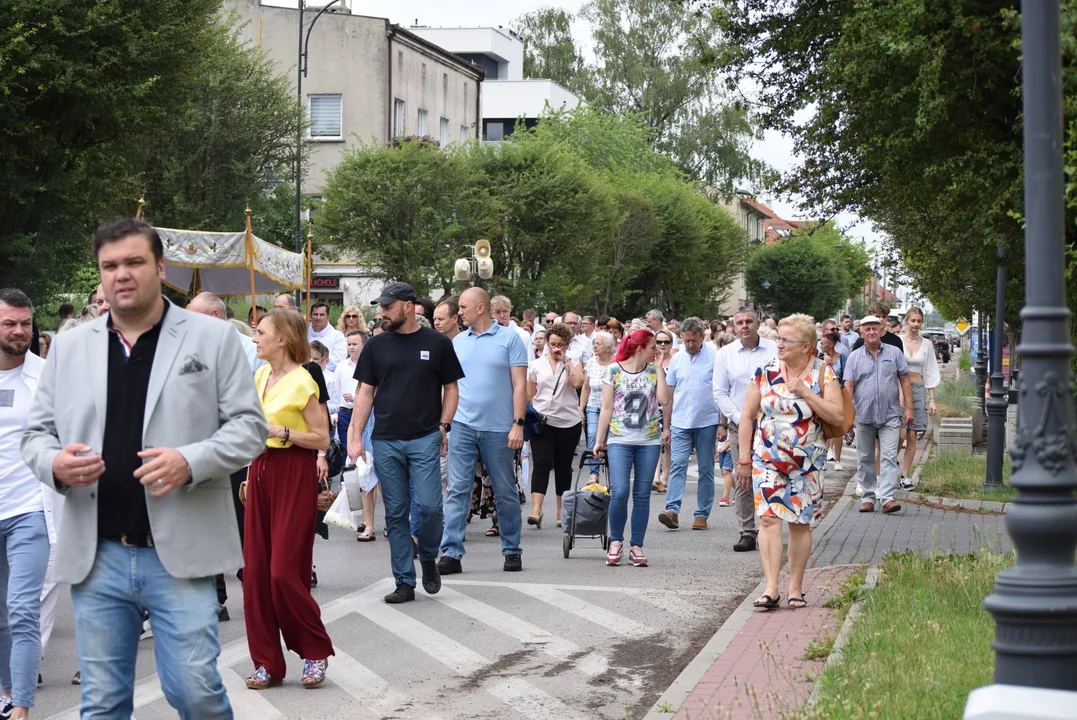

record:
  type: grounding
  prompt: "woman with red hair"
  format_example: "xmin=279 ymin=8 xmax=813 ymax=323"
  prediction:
xmin=594 ymin=329 xmax=671 ymax=566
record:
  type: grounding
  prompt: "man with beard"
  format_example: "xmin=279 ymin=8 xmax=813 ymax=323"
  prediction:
xmin=348 ymin=283 xmax=463 ymax=604
xmin=0 ymin=288 xmax=50 ymax=719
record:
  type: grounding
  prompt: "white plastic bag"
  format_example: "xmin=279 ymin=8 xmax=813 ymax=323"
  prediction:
xmin=342 ymin=455 xmax=379 ymax=511
xmin=325 ymin=484 xmax=359 ymax=530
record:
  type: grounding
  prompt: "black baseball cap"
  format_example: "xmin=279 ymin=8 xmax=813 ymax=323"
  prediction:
xmin=371 ymin=281 xmax=418 ymax=306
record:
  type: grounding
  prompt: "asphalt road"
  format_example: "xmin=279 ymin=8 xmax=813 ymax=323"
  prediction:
xmin=38 ymin=456 xmax=855 ymax=720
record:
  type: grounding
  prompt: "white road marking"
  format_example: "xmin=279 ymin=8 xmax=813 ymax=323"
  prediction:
xmin=220 ymin=667 xmax=284 ymax=719
xmin=325 ymin=645 xmax=430 ymax=718
xmin=434 ymin=586 xmax=608 ymax=677
xmin=486 ymin=677 xmax=591 ymax=720
xmin=510 ymin=585 xmax=653 ymax=638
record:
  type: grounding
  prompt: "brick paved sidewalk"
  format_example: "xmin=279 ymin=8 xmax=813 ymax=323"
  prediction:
xmin=645 ymin=433 xmax=1011 ymax=720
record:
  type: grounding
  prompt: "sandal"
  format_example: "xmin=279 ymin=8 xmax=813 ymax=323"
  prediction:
xmin=526 ymin=512 xmax=543 ymax=529
xmin=788 ymin=594 xmax=808 ymax=609
xmin=606 ymin=540 xmax=623 ymax=566
xmin=301 ymin=658 xmax=328 ymax=688
xmin=753 ymin=594 xmax=781 ymax=610
xmin=246 ymin=666 xmax=282 ymax=690
xmin=356 ymin=530 xmax=376 ymax=542
xmin=485 ymin=526 xmax=500 ymax=537
xmin=71 ymin=670 xmax=81 ymax=686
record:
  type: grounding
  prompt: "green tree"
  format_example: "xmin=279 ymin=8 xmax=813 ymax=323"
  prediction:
xmin=317 ymin=139 xmax=491 ymax=297
xmin=744 ymin=241 xmax=847 ymax=319
xmin=511 ymin=7 xmax=590 ymax=95
xmin=715 ymin=0 xmax=1077 ymax=325
xmin=0 ymin=0 xmax=224 ymax=301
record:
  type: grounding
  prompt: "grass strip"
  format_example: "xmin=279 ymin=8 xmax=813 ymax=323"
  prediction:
xmin=806 ymin=551 xmax=1011 ymax=719
xmin=915 ymin=449 xmax=1015 ymax=502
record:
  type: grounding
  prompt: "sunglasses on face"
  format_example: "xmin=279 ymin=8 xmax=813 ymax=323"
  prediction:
xmin=655 ymin=340 xmax=672 ymax=345
xmin=345 ymin=314 xmax=359 ymax=319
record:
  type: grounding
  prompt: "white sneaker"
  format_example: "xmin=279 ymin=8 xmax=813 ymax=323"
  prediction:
xmin=854 ymin=484 xmax=864 ymax=497
xmin=833 ymin=462 xmax=844 ymax=472
xmin=140 ymin=616 xmax=153 ymax=641
xmin=900 ymin=476 xmax=915 ymax=490
xmin=827 ymin=448 xmax=835 ymax=461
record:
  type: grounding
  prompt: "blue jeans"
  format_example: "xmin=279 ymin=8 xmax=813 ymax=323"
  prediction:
xmin=666 ymin=424 xmax=718 ymax=519
xmin=442 ymin=423 xmax=522 ymax=559
xmin=373 ymin=431 xmax=444 ymax=587
xmin=607 ymin=443 xmax=662 ymax=547
xmin=337 ymin=407 xmax=352 ymax=463
xmin=72 ymin=540 xmax=230 ymax=720
xmin=584 ymin=407 xmax=602 ymax=474
xmin=0 ymin=511 xmax=49 ymax=709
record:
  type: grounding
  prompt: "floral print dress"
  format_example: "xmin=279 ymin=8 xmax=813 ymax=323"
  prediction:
xmin=751 ymin=356 xmax=836 ymax=524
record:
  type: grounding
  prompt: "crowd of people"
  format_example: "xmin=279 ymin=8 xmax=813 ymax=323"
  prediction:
xmin=0 ymin=216 xmax=942 ymax=718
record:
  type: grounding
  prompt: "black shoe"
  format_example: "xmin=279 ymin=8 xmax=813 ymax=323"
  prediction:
xmin=0 ymin=695 xmax=11 ymax=719
xmin=218 ymin=604 xmax=230 ymax=622
xmin=733 ymin=534 xmax=757 ymax=552
xmin=421 ymin=560 xmax=441 ymax=595
xmin=413 ymin=537 xmax=419 ymax=559
xmin=504 ymin=554 xmax=522 ymax=572
xmin=383 ymin=583 xmax=415 ymax=604
xmin=311 ymin=566 xmax=318 ymax=588
xmin=37 ymin=673 xmax=42 ymax=687
xmin=437 ymin=555 xmax=462 ymax=575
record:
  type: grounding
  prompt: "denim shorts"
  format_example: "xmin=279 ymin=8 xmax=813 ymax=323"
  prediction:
xmin=717 ymin=449 xmax=734 ymax=473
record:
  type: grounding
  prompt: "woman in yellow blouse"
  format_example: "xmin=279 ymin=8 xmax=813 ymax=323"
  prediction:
xmin=244 ymin=309 xmax=334 ymax=690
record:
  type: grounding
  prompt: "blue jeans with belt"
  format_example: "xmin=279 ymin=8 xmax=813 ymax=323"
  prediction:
xmin=373 ymin=430 xmax=444 ymax=587
xmin=72 ymin=539 xmax=230 ymax=719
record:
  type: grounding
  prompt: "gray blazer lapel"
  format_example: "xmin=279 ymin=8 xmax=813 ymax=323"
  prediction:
xmin=88 ymin=323 xmax=109 ymax=426
xmin=144 ymin=311 xmax=188 ymax=434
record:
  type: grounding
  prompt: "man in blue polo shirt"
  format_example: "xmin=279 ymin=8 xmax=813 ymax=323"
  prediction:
xmin=437 ymin=287 xmax=528 ymax=573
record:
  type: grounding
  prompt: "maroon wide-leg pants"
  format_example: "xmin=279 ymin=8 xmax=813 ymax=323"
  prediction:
xmin=244 ymin=446 xmax=334 ymax=677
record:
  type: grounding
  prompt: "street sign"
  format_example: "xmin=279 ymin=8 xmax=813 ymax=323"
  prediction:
xmin=955 ymin=318 xmax=969 ymax=333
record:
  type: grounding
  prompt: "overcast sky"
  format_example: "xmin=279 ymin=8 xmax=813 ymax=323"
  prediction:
xmin=274 ymin=0 xmax=895 ymax=290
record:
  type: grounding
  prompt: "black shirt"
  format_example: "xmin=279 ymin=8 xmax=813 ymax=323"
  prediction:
xmin=355 ymin=327 xmax=464 ymax=440
xmin=98 ymin=301 xmax=170 ymax=537
xmin=303 ymin=361 xmax=331 ymax=427
xmin=852 ymin=330 xmax=904 ymax=353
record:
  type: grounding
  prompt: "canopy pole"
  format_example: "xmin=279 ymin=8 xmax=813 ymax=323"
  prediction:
xmin=306 ymin=230 xmax=313 ymax=318
xmin=135 ymin=196 xmax=146 ymax=220
xmin=246 ymin=205 xmax=257 ymax=324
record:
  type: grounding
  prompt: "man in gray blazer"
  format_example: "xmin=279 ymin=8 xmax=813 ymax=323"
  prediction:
xmin=21 ymin=218 xmax=268 ymax=720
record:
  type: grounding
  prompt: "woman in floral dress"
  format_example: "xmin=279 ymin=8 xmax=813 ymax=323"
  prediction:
xmin=736 ymin=314 xmax=844 ymax=610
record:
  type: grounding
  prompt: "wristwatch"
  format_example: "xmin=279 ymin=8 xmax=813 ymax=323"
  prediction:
xmin=440 ymin=422 xmax=452 ymax=433
xmin=513 ymin=418 xmax=525 ymax=426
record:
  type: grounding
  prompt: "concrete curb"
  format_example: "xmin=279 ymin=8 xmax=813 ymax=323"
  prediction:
xmin=641 ymin=574 xmax=769 ymax=718
xmin=804 ymin=565 xmax=880 ymax=707
xmin=896 ymin=491 xmax=1008 ymax=513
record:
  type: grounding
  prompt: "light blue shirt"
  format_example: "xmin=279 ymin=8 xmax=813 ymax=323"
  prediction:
xmin=666 ymin=342 xmax=721 ymax=429
xmin=453 ymin=322 xmax=529 ymax=432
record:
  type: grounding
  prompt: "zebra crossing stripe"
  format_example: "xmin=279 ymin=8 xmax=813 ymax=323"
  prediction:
xmin=434 ymin=586 xmax=609 ymax=677
xmin=219 ymin=667 xmax=284 ymax=719
xmin=510 ymin=585 xmax=653 ymax=638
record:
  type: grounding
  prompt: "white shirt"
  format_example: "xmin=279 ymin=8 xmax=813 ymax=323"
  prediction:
xmin=308 ymin=324 xmax=347 ymax=372
xmin=335 ymin=357 xmax=359 ymax=410
xmin=0 ymin=361 xmax=44 ymax=522
xmin=507 ymin=320 xmax=531 ymax=349
xmin=236 ymin=327 xmax=264 ymax=373
xmin=323 ymin=368 xmax=340 ymax=418
xmin=666 ymin=342 xmax=720 ymax=428
xmin=711 ymin=336 xmax=778 ymax=426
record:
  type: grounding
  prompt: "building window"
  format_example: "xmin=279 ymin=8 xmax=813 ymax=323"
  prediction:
xmin=440 ymin=117 xmax=450 ymax=146
xmin=485 ymin=122 xmax=504 ymax=141
xmin=393 ymin=98 xmax=405 ymax=138
xmin=398 ymin=50 xmax=403 ymax=72
xmin=421 ymin=62 xmax=427 ymax=79
xmin=463 ymin=83 xmax=468 ymax=108
xmin=308 ymin=94 xmax=342 ymax=140
xmin=418 ymin=109 xmax=429 ymax=137
xmin=460 ymin=125 xmax=469 ymax=143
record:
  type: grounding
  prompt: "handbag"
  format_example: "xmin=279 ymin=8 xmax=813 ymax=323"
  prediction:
xmin=324 ymin=441 xmax=343 ymax=478
xmin=823 ymin=385 xmax=856 ymax=440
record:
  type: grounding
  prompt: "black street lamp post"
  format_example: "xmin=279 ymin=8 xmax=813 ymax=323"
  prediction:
xmin=982 ymin=0 xmax=1077 ymax=690
xmin=976 ymin=309 xmax=988 ymax=423
xmin=985 ymin=247 xmax=1007 ymax=487
xmin=295 ymin=0 xmax=344 ymax=302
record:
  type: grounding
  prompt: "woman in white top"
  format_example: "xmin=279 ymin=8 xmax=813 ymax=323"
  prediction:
xmin=526 ymin=323 xmax=585 ymax=528
xmin=898 ymin=308 xmax=940 ymax=488
xmin=651 ymin=329 xmax=678 ymax=492
xmin=580 ymin=332 xmax=618 ymax=483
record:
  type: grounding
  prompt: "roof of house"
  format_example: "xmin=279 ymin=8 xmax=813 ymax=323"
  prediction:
xmin=389 ymin=24 xmax=487 ymax=79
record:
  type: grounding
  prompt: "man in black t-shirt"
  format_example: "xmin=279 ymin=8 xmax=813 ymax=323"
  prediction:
xmin=348 ymin=282 xmax=464 ymax=604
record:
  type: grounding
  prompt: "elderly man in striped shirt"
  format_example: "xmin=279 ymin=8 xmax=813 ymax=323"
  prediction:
xmin=844 ymin=315 xmax=914 ymax=514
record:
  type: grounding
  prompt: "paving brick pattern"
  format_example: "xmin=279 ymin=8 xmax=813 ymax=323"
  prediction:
xmin=673 ymin=566 xmax=857 ymax=720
